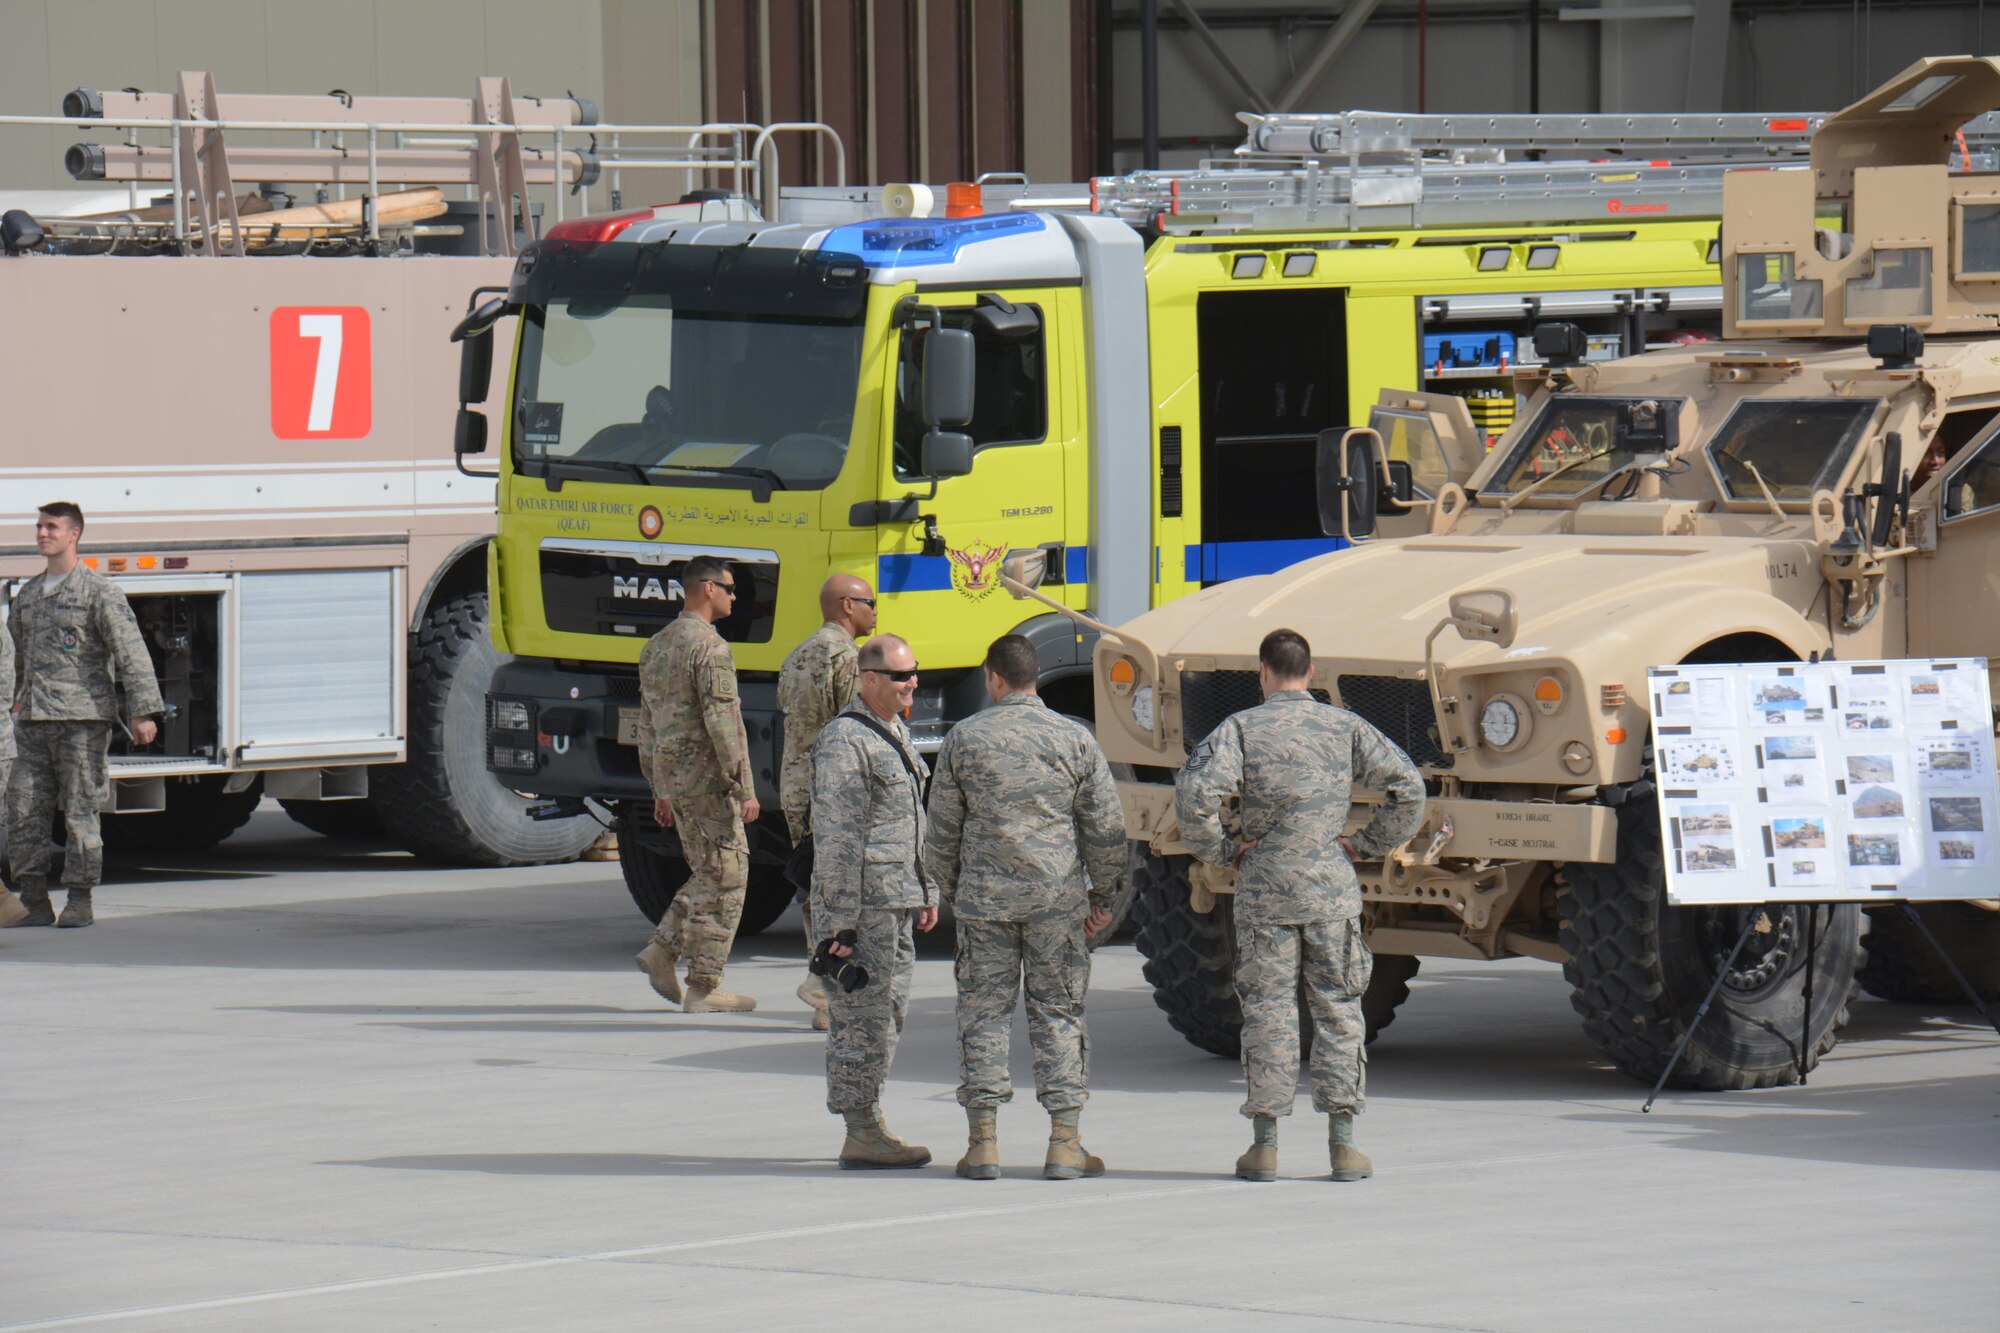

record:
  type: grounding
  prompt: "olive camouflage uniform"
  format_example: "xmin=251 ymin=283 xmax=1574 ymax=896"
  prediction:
xmin=1176 ymin=690 xmax=1424 ymax=1118
xmin=776 ymin=621 xmax=859 ymax=843
xmin=8 ymin=565 xmax=164 ymax=893
xmin=636 ymin=611 xmax=753 ymax=990
xmin=809 ymin=699 xmax=930 ymax=1114
xmin=922 ymin=694 xmax=1126 ymax=1112
xmin=0 ymin=622 xmax=13 ymax=880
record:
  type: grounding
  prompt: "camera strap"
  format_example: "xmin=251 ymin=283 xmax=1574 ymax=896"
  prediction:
xmin=847 ymin=709 xmax=929 ymax=810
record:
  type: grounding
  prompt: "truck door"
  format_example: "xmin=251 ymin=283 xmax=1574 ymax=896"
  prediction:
xmin=874 ymin=289 xmax=1070 ymax=680
xmin=1908 ymin=420 xmax=2000 ymax=698
xmin=1366 ymin=389 xmax=1488 ymax=540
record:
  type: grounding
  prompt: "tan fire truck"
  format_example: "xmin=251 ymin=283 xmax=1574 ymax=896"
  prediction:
xmin=0 ymin=74 xmax=794 ymax=864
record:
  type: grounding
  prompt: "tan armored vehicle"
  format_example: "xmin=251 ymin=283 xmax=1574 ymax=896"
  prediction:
xmin=1087 ymin=56 xmax=2000 ymax=1089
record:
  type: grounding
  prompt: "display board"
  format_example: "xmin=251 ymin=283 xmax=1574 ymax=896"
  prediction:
xmin=1649 ymin=658 xmax=1998 ymax=905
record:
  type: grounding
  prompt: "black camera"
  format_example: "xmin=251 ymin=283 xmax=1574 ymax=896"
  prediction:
xmin=809 ymin=930 xmax=869 ymax=993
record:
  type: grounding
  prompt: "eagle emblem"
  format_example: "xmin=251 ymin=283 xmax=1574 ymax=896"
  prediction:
xmin=947 ymin=542 xmax=1006 ymax=600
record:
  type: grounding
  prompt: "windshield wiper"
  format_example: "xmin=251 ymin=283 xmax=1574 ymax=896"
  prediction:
xmin=542 ymin=457 xmax=653 ymax=487
xmin=645 ymin=462 xmax=786 ymax=502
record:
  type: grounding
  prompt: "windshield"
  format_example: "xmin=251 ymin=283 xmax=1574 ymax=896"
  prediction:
xmin=513 ymin=300 xmax=864 ymax=492
xmin=1488 ymin=395 xmax=1683 ymax=495
xmin=1707 ymin=399 xmax=1875 ymax=503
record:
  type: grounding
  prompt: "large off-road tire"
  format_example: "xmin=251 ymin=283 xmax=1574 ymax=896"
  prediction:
xmin=369 ymin=591 xmax=598 ymax=867
xmin=1858 ymin=903 xmax=2000 ymax=1004
xmin=279 ymin=799 xmax=386 ymax=841
xmin=1131 ymin=851 xmax=1416 ymax=1058
xmin=102 ymin=776 xmax=261 ymax=854
xmin=1559 ymin=791 xmax=1861 ymax=1090
xmin=615 ymin=810 xmax=794 ymax=936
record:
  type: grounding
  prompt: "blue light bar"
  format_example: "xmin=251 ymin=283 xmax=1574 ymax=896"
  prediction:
xmin=820 ymin=213 xmax=1045 ymax=268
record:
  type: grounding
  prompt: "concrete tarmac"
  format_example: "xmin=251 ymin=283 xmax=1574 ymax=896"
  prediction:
xmin=2 ymin=806 xmax=1995 ymax=1330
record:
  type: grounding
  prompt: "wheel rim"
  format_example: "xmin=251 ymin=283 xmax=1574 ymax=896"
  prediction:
xmin=1691 ymin=903 xmax=1800 ymax=999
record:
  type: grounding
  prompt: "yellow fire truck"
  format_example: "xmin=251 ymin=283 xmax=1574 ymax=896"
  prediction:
xmin=463 ymin=108 xmax=1966 ymax=928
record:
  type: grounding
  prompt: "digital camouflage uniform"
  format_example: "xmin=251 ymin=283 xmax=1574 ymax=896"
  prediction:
xmin=0 ymin=622 xmax=13 ymax=877
xmin=809 ymin=699 xmax=930 ymax=1114
xmin=922 ymin=694 xmax=1126 ymax=1113
xmin=1176 ymin=690 xmax=1424 ymax=1119
xmin=8 ymin=564 xmax=165 ymax=892
xmin=636 ymin=611 xmax=753 ymax=989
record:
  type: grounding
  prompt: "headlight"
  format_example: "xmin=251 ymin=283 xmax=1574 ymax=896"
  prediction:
xmin=1130 ymin=685 xmax=1155 ymax=731
xmin=1479 ymin=695 xmax=1523 ymax=749
xmin=490 ymin=698 xmax=535 ymax=731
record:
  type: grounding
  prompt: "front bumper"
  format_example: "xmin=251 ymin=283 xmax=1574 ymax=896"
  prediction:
xmin=484 ymin=658 xmax=782 ymax=811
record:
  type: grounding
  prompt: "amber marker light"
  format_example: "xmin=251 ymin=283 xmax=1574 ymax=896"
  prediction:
xmin=1107 ymin=658 xmax=1136 ymax=697
xmin=1534 ymin=675 xmax=1564 ymax=715
xmin=136 ymin=556 xmax=157 ymax=570
xmin=1606 ymin=728 xmax=1628 ymax=744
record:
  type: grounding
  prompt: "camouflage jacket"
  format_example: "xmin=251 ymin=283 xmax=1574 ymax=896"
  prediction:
xmin=809 ymin=698 xmax=931 ymax=934
xmin=1176 ymin=689 xmax=1425 ymax=924
xmin=922 ymin=692 xmax=1126 ymax=923
xmin=776 ymin=620 xmax=858 ymax=840
xmin=9 ymin=564 xmax=165 ymax=726
xmin=0 ymin=614 xmax=12 ymax=760
xmin=635 ymin=612 xmax=752 ymax=802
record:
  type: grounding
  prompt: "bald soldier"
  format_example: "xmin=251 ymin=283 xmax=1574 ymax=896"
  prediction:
xmin=777 ymin=573 xmax=877 ymax=1031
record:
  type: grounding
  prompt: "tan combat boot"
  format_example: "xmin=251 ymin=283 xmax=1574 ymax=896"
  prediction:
xmin=684 ymin=982 xmax=756 ymax=1013
xmin=839 ymin=1108 xmax=931 ymax=1170
xmin=1328 ymin=1112 xmax=1372 ymax=1182
xmin=56 ymin=888 xmax=94 ymax=929
xmin=798 ymin=979 xmax=831 ymax=1031
xmin=634 ymin=939 xmax=682 ymax=1004
xmin=956 ymin=1109 xmax=1000 ymax=1181
xmin=1044 ymin=1109 xmax=1104 ymax=1181
xmin=6 ymin=880 xmax=54 ymax=928
xmin=1236 ymin=1114 xmax=1278 ymax=1183
xmin=0 ymin=887 xmax=28 ymax=928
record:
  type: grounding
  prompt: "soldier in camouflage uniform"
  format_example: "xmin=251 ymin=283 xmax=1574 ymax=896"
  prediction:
xmin=0 ymin=615 xmax=21 ymax=927
xmin=632 ymin=555 xmax=759 ymax=1013
xmin=6 ymin=503 xmax=165 ymax=929
xmin=810 ymin=633 xmax=937 ymax=1169
xmin=1176 ymin=628 xmax=1424 ymax=1183
xmin=777 ymin=572 xmax=877 ymax=1030
xmin=923 ymin=635 xmax=1126 ymax=1182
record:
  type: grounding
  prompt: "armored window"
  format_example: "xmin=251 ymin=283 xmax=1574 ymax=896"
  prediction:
xmin=1955 ymin=202 xmax=2000 ymax=279
xmin=1735 ymin=253 xmax=1824 ymax=324
xmin=1707 ymin=399 xmax=1875 ymax=503
xmin=1845 ymin=248 xmax=1933 ymax=322
xmin=1371 ymin=409 xmax=1450 ymax=496
xmin=1943 ymin=433 xmax=2000 ymax=521
xmin=1487 ymin=395 xmax=1684 ymax=498
xmin=893 ymin=305 xmax=1047 ymax=479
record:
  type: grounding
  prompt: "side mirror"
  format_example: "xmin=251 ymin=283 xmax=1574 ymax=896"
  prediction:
xmin=1447 ymin=588 xmax=1516 ymax=649
xmin=1380 ymin=460 xmax=1415 ymax=513
xmin=1869 ymin=430 xmax=1906 ymax=548
xmin=454 ymin=406 xmax=488 ymax=457
xmin=456 ymin=329 xmax=494 ymax=406
xmin=1000 ymin=548 xmax=1049 ymax=597
xmin=922 ymin=326 xmax=976 ymax=427
xmin=921 ymin=429 xmax=973 ymax=480
xmin=1315 ymin=428 xmax=1378 ymax=539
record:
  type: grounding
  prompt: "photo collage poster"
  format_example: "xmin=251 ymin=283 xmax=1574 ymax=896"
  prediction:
xmin=1648 ymin=659 xmax=1997 ymax=905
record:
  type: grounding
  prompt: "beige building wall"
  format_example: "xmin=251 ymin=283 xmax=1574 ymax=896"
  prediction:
xmin=0 ymin=0 xmax=719 ymax=196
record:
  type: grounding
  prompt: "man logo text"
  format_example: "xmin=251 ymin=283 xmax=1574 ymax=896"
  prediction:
xmin=612 ymin=576 xmax=683 ymax=601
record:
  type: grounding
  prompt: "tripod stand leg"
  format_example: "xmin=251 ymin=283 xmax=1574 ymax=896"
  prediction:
xmin=1900 ymin=902 xmax=2000 ymax=1038
xmin=1642 ymin=912 xmax=1762 ymax=1113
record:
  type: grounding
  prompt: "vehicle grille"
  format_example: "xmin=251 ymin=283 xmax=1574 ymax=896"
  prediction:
xmin=1336 ymin=675 xmax=1454 ymax=769
xmin=1180 ymin=672 xmax=1329 ymax=751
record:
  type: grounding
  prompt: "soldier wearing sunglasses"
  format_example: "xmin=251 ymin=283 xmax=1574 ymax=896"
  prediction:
xmin=633 ymin=555 xmax=759 ymax=1013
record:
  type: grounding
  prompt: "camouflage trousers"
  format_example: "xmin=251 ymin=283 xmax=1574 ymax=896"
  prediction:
xmin=823 ymin=907 xmax=916 ymax=1114
xmin=651 ymin=793 xmax=748 ymax=989
xmin=7 ymin=721 xmax=111 ymax=890
xmin=954 ymin=918 xmax=1091 ymax=1113
xmin=1235 ymin=916 xmax=1371 ymax=1118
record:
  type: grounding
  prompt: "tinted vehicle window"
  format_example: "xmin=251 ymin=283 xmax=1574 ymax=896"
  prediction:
xmin=1707 ymin=399 xmax=1874 ymax=502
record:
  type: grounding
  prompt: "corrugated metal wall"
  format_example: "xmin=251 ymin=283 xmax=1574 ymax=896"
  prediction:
xmin=705 ymin=0 xmax=1099 ymax=189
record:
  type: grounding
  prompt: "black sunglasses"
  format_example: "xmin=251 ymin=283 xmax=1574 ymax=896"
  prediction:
xmin=867 ymin=667 xmax=919 ymax=683
xmin=845 ymin=595 xmax=878 ymax=609
xmin=707 ymin=579 xmax=738 ymax=597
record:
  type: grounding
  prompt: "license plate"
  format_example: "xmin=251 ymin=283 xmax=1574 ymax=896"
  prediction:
xmin=617 ymin=707 xmax=642 ymax=746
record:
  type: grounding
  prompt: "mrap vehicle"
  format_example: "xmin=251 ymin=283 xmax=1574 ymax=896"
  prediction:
xmin=0 ymin=74 xmax=794 ymax=865
xmin=461 ymin=99 xmax=1978 ymax=929
xmin=1074 ymin=55 xmax=2000 ymax=1089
